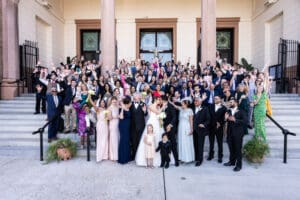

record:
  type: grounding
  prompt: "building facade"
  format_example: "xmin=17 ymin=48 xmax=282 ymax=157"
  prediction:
xmin=0 ymin=0 xmax=300 ymax=99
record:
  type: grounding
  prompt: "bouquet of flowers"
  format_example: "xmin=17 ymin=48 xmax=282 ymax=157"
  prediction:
xmin=103 ymin=110 xmax=109 ymax=121
xmin=158 ymin=112 xmax=166 ymax=128
xmin=141 ymin=92 xmax=147 ymax=102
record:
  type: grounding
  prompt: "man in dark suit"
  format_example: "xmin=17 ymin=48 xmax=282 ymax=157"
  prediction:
xmin=32 ymin=67 xmax=47 ymax=114
xmin=207 ymin=95 xmax=227 ymax=163
xmin=130 ymin=92 xmax=147 ymax=159
xmin=193 ymin=97 xmax=211 ymax=166
xmin=224 ymin=97 xmax=248 ymax=172
xmin=46 ymin=87 xmax=62 ymax=143
xmin=161 ymin=95 xmax=179 ymax=166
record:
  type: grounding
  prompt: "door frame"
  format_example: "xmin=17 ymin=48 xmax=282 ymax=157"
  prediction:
xmin=135 ymin=18 xmax=177 ymax=61
xmin=75 ymin=19 xmax=101 ymax=58
xmin=196 ymin=17 xmax=240 ymax=64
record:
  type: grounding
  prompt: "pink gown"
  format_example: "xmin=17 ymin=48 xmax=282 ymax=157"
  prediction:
xmin=96 ymin=109 xmax=109 ymax=162
xmin=108 ymin=106 xmax=120 ymax=161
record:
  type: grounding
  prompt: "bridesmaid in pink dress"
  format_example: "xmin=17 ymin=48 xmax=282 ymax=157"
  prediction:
xmin=91 ymin=98 xmax=109 ymax=162
xmin=108 ymin=96 xmax=120 ymax=161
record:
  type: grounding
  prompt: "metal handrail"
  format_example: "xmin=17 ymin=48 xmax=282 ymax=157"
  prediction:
xmin=266 ymin=114 xmax=296 ymax=163
xmin=32 ymin=106 xmax=62 ymax=161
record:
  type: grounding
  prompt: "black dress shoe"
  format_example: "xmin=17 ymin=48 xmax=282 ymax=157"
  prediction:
xmin=207 ymin=155 xmax=214 ymax=161
xmin=233 ymin=166 xmax=241 ymax=172
xmin=48 ymin=139 xmax=53 ymax=143
xmin=218 ymin=158 xmax=223 ymax=163
xmin=165 ymin=163 xmax=169 ymax=169
xmin=175 ymin=161 xmax=179 ymax=167
xmin=64 ymin=130 xmax=71 ymax=134
xmin=195 ymin=161 xmax=202 ymax=167
xmin=33 ymin=112 xmax=40 ymax=115
xmin=224 ymin=162 xmax=235 ymax=166
xmin=42 ymin=112 xmax=46 ymax=114
xmin=72 ymin=129 xmax=77 ymax=133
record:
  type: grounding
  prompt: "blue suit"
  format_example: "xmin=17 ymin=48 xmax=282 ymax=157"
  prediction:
xmin=46 ymin=94 xmax=62 ymax=139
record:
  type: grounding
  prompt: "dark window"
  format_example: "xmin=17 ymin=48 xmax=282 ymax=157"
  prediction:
xmin=81 ymin=30 xmax=100 ymax=61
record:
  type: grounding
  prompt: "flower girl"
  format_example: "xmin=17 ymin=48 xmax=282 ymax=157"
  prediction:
xmin=143 ymin=124 xmax=156 ymax=169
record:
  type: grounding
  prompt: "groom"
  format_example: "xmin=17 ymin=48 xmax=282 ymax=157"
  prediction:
xmin=161 ymin=95 xmax=179 ymax=166
xmin=130 ymin=92 xmax=147 ymax=160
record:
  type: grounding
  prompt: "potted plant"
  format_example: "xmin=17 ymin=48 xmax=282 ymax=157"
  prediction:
xmin=243 ymin=138 xmax=270 ymax=163
xmin=46 ymin=138 xmax=77 ymax=163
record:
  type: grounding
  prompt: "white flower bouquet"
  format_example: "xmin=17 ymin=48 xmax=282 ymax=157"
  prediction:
xmin=158 ymin=112 xmax=166 ymax=128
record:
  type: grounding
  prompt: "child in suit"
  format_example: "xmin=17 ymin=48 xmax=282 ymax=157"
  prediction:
xmin=156 ymin=133 xmax=171 ymax=169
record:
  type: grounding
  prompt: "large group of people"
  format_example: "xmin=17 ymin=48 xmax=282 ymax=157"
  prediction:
xmin=32 ymin=55 xmax=272 ymax=172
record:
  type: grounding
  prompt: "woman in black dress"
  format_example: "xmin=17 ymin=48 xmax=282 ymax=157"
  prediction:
xmin=118 ymin=97 xmax=132 ymax=164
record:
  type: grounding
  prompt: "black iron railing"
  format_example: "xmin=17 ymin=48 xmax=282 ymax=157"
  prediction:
xmin=33 ymin=111 xmax=94 ymax=162
xmin=266 ymin=114 xmax=296 ymax=163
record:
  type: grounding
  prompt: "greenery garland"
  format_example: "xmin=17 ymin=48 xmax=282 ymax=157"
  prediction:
xmin=46 ymin=138 xmax=77 ymax=163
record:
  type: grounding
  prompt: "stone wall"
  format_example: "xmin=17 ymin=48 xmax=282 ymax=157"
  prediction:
xmin=251 ymin=0 xmax=300 ymax=69
xmin=18 ymin=0 xmax=64 ymax=67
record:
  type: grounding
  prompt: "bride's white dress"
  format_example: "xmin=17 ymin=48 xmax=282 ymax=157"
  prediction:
xmin=135 ymin=110 xmax=165 ymax=166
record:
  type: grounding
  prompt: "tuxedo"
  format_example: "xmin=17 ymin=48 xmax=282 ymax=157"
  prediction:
xmin=193 ymin=106 xmax=211 ymax=163
xmin=156 ymin=141 xmax=172 ymax=168
xmin=208 ymin=103 xmax=227 ymax=159
xmin=226 ymin=108 xmax=247 ymax=168
xmin=163 ymin=102 xmax=179 ymax=163
xmin=46 ymin=94 xmax=62 ymax=139
xmin=130 ymin=101 xmax=147 ymax=159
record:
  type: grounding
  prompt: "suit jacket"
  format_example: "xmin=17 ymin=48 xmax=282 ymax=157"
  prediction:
xmin=156 ymin=141 xmax=171 ymax=159
xmin=193 ymin=107 xmax=211 ymax=135
xmin=63 ymin=85 xmax=76 ymax=106
xmin=226 ymin=109 xmax=247 ymax=136
xmin=180 ymin=88 xmax=191 ymax=99
xmin=208 ymin=104 xmax=227 ymax=130
xmin=130 ymin=101 xmax=147 ymax=131
xmin=163 ymin=103 xmax=177 ymax=130
xmin=46 ymin=94 xmax=62 ymax=120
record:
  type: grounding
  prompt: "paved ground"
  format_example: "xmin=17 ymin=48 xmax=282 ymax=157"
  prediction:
xmin=1 ymin=155 xmax=300 ymax=200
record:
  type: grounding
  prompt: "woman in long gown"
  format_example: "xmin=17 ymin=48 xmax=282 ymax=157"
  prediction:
xmin=108 ymin=96 xmax=120 ymax=161
xmin=118 ymin=97 xmax=132 ymax=164
xmin=253 ymin=85 xmax=267 ymax=142
xmin=90 ymin=98 xmax=109 ymax=162
xmin=170 ymin=99 xmax=194 ymax=163
xmin=135 ymin=96 xmax=165 ymax=167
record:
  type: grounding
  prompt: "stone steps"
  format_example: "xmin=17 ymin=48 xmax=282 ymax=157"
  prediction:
xmin=0 ymin=93 xmax=299 ymax=161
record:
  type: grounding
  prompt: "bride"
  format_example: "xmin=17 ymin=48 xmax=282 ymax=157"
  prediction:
xmin=135 ymin=96 xmax=165 ymax=167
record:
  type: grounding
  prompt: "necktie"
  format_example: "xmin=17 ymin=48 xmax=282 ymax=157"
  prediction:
xmin=54 ymin=95 xmax=58 ymax=108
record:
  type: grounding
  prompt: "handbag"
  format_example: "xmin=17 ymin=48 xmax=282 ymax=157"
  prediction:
xmin=266 ymin=98 xmax=273 ymax=116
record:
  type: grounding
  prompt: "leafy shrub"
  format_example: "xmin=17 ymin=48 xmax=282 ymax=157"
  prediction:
xmin=243 ymin=138 xmax=269 ymax=163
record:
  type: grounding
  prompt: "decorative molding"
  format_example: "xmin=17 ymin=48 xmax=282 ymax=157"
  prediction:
xmin=135 ymin=18 xmax=177 ymax=60
xmin=75 ymin=19 xmax=101 ymax=57
xmin=196 ymin=17 xmax=240 ymax=64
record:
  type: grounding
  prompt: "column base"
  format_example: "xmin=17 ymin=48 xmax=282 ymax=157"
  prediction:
xmin=0 ymin=79 xmax=20 ymax=100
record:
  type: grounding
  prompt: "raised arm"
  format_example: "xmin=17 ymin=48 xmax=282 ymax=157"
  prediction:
xmin=168 ymin=100 xmax=181 ymax=110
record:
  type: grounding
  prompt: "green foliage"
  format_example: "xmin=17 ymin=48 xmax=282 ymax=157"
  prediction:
xmin=240 ymin=58 xmax=254 ymax=72
xmin=46 ymin=138 xmax=77 ymax=163
xmin=243 ymin=138 xmax=270 ymax=163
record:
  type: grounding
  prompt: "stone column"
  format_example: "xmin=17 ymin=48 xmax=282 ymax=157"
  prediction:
xmin=0 ymin=0 xmax=20 ymax=100
xmin=100 ymin=0 xmax=115 ymax=74
xmin=201 ymin=0 xmax=216 ymax=67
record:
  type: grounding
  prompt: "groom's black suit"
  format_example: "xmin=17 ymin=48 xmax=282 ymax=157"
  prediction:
xmin=163 ymin=102 xmax=179 ymax=164
xmin=193 ymin=106 xmax=211 ymax=163
xmin=130 ymin=101 xmax=147 ymax=159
